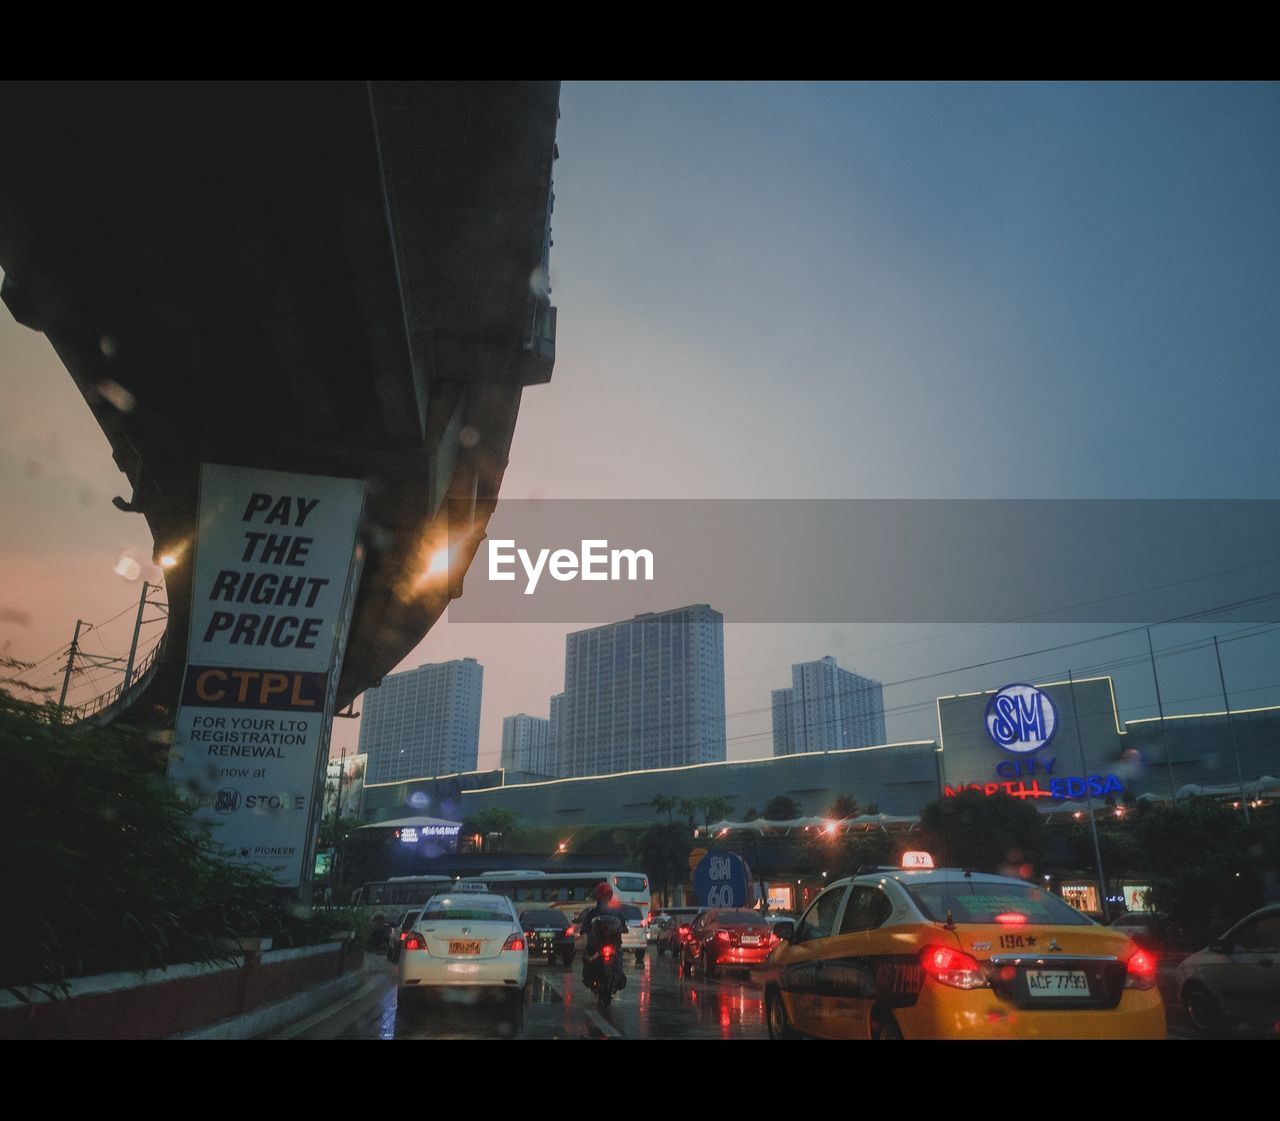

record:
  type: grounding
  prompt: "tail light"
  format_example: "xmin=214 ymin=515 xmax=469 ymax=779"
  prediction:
xmin=602 ymin=945 xmax=615 ymax=961
xmin=920 ymin=945 xmax=988 ymax=990
xmin=767 ymin=932 xmax=779 ymax=946
xmin=403 ymin=932 xmax=426 ymax=952
xmin=678 ymin=925 xmax=691 ymax=940
xmin=1125 ymin=948 xmax=1157 ymax=990
xmin=716 ymin=930 xmax=730 ymax=942
xmin=994 ymin=913 xmax=1027 ymax=925
xmin=503 ymin=933 xmax=526 ymax=952
xmin=565 ymin=925 xmax=576 ymax=937
xmin=399 ymin=931 xmax=409 ymax=942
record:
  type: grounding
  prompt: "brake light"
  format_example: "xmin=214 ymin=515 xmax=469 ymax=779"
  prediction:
xmin=920 ymin=945 xmax=988 ymax=990
xmin=1125 ymin=948 xmax=1157 ymax=990
xmin=716 ymin=930 xmax=730 ymax=942
xmin=565 ymin=925 xmax=575 ymax=937
xmin=403 ymin=932 xmax=425 ymax=952
xmin=399 ymin=930 xmax=409 ymax=941
xmin=678 ymin=925 xmax=690 ymax=938
xmin=503 ymin=934 xmax=526 ymax=952
xmin=995 ymin=912 xmax=1027 ymax=925
xmin=602 ymin=945 xmax=615 ymax=961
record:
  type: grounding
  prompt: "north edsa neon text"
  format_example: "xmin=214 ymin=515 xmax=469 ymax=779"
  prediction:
xmin=944 ymin=774 xmax=1125 ymax=801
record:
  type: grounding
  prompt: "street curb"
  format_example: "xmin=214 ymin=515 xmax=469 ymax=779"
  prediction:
xmin=170 ymin=969 xmax=368 ymax=1040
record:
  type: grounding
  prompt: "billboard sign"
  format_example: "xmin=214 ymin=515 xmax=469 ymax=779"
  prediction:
xmin=168 ymin=464 xmax=366 ymax=888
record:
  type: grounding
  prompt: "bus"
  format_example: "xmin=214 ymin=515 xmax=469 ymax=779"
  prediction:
xmin=474 ymin=870 xmax=651 ymax=917
xmin=351 ymin=875 xmax=453 ymax=918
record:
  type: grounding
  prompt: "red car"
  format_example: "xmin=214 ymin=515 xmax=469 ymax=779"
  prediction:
xmin=680 ymin=908 xmax=780 ymax=978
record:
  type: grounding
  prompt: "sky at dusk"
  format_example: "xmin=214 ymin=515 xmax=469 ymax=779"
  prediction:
xmin=3 ymin=82 xmax=1279 ymax=770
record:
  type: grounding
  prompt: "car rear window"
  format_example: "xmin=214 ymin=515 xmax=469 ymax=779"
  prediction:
xmin=520 ymin=910 xmax=567 ymax=927
xmin=621 ymin=905 xmax=643 ymax=921
xmin=421 ymin=896 xmax=513 ymax=922
xmin=614 ymin=876 xmax=648 ymax=893
xmin=906 ymin=882 xmax=1094 ymax=926
xmin=716 ymin=910 xmax=768 ymax=926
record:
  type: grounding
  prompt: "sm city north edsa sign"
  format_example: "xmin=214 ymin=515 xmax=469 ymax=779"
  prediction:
xmin=944 ymin=683 xmax=1123 ymax=802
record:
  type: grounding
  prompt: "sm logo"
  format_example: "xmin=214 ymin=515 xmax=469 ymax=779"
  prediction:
xmin=985 ymin=684 xmax=1058 ymax=754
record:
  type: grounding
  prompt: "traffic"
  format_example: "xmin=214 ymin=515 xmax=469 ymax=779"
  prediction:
xmin=335 ymin=853 xmax=1269 ymax=1041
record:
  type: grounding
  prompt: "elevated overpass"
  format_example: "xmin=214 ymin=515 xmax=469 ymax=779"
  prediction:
xmin=0 ymin=81 xmax=560 ymax=725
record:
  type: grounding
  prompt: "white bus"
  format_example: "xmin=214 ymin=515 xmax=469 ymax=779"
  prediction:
xmin=474 ymin=870 xmax=651 ymax=917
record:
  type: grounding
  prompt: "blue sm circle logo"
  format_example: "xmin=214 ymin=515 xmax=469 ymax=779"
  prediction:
xmin=985 ymin=684 xmax=1058 ymax=754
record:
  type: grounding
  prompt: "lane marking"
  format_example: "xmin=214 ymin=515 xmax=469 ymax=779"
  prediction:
xmin=585 ymin=1010 xmax=622 ymax=1039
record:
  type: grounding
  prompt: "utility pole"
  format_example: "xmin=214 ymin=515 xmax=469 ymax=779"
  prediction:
xmin=57 ymin=619 xmax=84 ymax=719
xmin=122 ymin=581 xmax=149 ymax=690
xmin=1213 ymin=636 xmax=1251 ymax=825
xmin=1145 ymin=628 xmax=1176 ymax=798
xmin=330 ymin=748 xmax=347 ymax=901
xmin=1067 ymin=670 xmax=1109 ymax=918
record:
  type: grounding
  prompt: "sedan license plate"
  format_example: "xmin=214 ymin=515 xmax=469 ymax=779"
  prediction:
xmin=449 ymin=940 xmax=482 ymax=956
xmin=1026 ymin=970 xmax=1090 ymax=997
xmin=741 ymin=935 xmax=760 ymax=945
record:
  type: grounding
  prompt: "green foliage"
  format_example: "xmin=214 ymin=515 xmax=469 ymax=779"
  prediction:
xmin=697 ymin=796 xmax=735 ymax=830
xmin=917 ymin=791 xmax=1045 ymax=874
xmin=632 ymin=823 xmax=692 ymax=907
xmin=826 ymin=794 xmax=859 ymax=820
xmin=650 ymin=794 xmax=677 ymax=824
xmin=317 ymin=814 xmax=365 ymax=850
xmin=463 ymin=807 xmax=521 ymax=850
xmin=0 ymin=694 xmax=350 ymax=994
xmin=764 ymin=796 xmax=800 ymax=821
xmin=1127 ymin=800 xmax=1266 ymax=946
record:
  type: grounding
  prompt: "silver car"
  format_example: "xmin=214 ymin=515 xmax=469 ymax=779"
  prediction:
xmin=1175 ymin=904 xmax=1280 ymax=1035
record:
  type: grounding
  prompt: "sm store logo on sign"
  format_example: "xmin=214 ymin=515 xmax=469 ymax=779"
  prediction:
xmin=985 ymin=683 xmax=1058 ymax=753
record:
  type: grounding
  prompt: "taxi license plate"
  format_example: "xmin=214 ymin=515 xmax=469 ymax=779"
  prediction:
xmin=1026 ymin=970 xmax=1090 ymax=996
xmin=449 ymin=940 xmax=482 ymax=956
xmin=741 ymin=935 xmax=760 ymax=945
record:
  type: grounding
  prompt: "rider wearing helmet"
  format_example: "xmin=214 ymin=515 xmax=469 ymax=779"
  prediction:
xmin=578 ymin=881 xmax=629 ymax=984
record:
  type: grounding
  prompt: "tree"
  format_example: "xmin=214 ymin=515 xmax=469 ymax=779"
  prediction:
xmin=0 ymin=693 xmax=353 ymax=993
xmin=697 ymin=796 xmax=735 ymax=832
xmin=742 ymin=807 xmax=761 ymax=822
xmin=632 ymin=823 xmax=692 ymax=908
xmin=917 ymin=791 xmax=1045 ymax=874
xmin=464 ymin=807 xmax=520 ymax=852
xmin=826 ymin=793 xmax=859 ymax=820
xmin=651 ymin=794 xmax=677 ymax=825
xmin=677 ymin=797 xmax=700 ymax=832
xmin=765 ymin=795 xmax=800 ymax=821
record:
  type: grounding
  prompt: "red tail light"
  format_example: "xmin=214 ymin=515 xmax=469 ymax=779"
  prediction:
xmin=715 ymin=930 xmax=730 ymax=942
xmin=503 ymin=933 xmax=526 ymax=952
xmin=920 ymin=945 xmax=988 ymax=990
xmin=403 ymin=932 xmax=426 ymax=952
xmin=602 ymin=945 xmax=615 ymax=961
xmin=994 ymin=912 xmax=1027 ymax=925
xmin=678 ymin=925 xmax=691 ymax=939
xmin=1125 ymin=948 xmax=1157 ymax=990
xmin=565 ymin=925 xmax=575 ymax=937
xmin=399 ymin=930 xmax=409 ymax=941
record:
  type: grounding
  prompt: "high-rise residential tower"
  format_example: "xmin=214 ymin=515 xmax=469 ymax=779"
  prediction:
xmin=772 ymin=656 xmax=885 ymax=756
xmin=359 ymin=658 xmax=483 ymax=784
xmin=501 ymin=712 xmax=551 ymax=774
xmin=557 ymin=604 xmax=725 ymax=777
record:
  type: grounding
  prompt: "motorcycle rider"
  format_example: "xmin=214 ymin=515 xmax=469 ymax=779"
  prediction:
xmin=579 ymin=881 xmax=629 ymax=987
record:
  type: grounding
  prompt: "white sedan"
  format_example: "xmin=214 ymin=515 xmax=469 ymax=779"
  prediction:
xmin=398 ymin=890 xmax=528 ymax=1005
xmin=1176 ymin=904 xmax=1280 ymax=1035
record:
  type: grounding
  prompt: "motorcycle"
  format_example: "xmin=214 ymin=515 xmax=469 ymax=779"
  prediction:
xmin=582 ymin=913 xmax=626 ymax=1010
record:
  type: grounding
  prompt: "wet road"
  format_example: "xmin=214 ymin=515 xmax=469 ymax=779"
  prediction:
xmin=337 ymin=950 xmax=769 ymax=1040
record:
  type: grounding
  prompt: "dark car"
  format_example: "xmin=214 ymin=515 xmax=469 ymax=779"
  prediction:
xmin=520 ymin=908 xmax=576 ymax=966
xmin=657 ymin=908 xmax=704 ymax=957
xmin=681 ymin=908 xmax=779 ymax=979
xmin=386 ymin=910 xmax=420 ymax=964
xmin=1110 ymin=910 xmax=1186 ymax=956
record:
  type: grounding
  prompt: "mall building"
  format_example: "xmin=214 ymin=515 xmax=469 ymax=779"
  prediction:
xmin=360 ymin=676 xmax=1280 ymax=829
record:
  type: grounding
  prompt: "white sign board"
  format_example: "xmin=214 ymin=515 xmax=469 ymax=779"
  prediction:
xmin=168 ymin=464 xmax=366 ymax=887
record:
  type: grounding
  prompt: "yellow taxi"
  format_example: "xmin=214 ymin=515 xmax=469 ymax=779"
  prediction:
xmin=762 ymin=854 xmax=1165 ymax=1040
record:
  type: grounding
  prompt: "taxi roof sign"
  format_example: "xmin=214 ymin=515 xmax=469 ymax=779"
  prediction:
xmin=450 ymin=881 xmax=491 ymax=893
xmin=902 ymin=851 xmax=935 ymax=869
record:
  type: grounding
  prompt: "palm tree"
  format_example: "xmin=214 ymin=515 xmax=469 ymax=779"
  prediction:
xmin=651 ymin=793 xmax=677 ymax=824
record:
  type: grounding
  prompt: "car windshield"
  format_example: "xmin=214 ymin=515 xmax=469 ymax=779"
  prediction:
xmin=520 ymin=910 xmax=566 ymax=927
xmin=906 ymin=881 xmax=1095 ymax=926
xmin=421 ymin=897 xmax=512 ymax=922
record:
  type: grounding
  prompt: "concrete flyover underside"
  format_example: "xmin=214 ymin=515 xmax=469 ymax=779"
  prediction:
xmin=0 ymin=80 xmax=560 ymax=725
